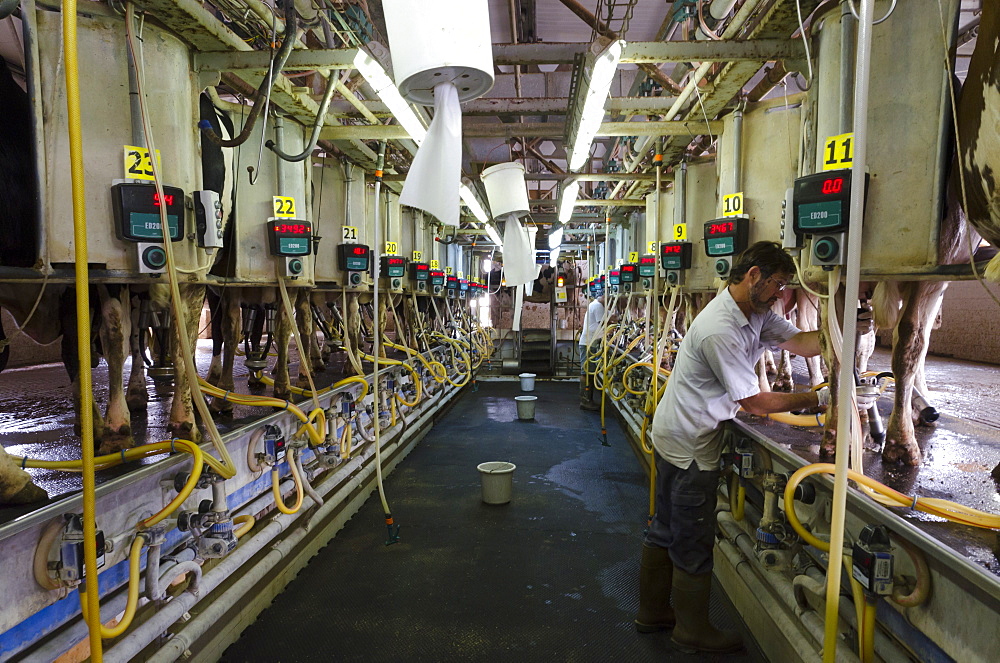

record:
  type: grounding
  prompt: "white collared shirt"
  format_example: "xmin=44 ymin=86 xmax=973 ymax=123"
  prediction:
xmin=579 ymin=299 xmax=606 ymax=347
xmin=651 ymin=287 xmax=801 ymax=470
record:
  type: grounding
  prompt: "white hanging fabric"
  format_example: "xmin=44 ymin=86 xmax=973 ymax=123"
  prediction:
xmin=501 ymin=214 xmax=537 ymax=286
xmin=399 ymin=82 xmax=461 ymax=226
xmin=512 ymin=287 xmax=524 ymax=331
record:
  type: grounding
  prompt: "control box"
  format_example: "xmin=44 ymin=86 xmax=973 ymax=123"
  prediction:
xmin=194 ymin=189 xmax=224 ymax=250
xmin=703 ymin=217 xmax=749 ymax=279
xmin=337 ymin=243 xmax=371 ymax=287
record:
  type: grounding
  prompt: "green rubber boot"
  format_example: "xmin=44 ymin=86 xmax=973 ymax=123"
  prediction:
xmin=670 ymin=568 xmax=743 ymax=653
xmin=634 ymin=544 xmax=675 ymax=633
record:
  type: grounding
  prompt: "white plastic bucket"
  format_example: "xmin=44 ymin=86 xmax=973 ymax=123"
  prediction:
xmin=515 ymin=395 xmax=537 ymax=420
xmin=481 ymin=162 xmax=530 ymax=218
xmin=477 ymin=461 xmax=516 ymax=504
xmin=518 ymin=372 xmax=536 ymax=392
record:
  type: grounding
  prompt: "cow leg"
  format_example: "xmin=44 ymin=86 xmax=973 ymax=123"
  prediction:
xmin=169 ymin=284 xmax=206 ymax=443
xmin=272 ymin=293 xmax=292 ymax=399
xmin=126 ymin=295 xmax=149 ymax=412
xmin=206 ymin=287 xmax=224 ymax=387
xmin=60 ymin=290 xmax=109 ymax=444
xmin=96 ymin=286 xmax=133 ymax=454
xmin=755 ymin=356 xmax=771 ymax=394
xmin=771 ymin=349 xmax=794 ymax=392
xmin=882 ymin=281 xmax=945 ymax=466
xmin=211 ymin=292 xmax=239 ymax=415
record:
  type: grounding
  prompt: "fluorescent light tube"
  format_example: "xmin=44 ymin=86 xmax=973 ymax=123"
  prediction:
xmin=353 ymin=50 xmax=427 ymax=143
xmin=558 ymin=180 xmax=580 ymax=223
xmin=567 ymin=40 xmax=624 ymax=172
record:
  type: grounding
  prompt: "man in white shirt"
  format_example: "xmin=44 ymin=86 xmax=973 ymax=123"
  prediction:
xmin=635 ymin=242 xmax=826 ymax=654
xmin=578 ymin=292 xmax=608 ymax=411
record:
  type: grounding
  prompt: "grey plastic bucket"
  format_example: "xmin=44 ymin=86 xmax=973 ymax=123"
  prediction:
xmin=477 ymin=461 xmax=516 ymax=504
xmin=518 ymin=372 xmax=536 ymax=391
xmin=515 ymin=395 xmax=537 ymax=420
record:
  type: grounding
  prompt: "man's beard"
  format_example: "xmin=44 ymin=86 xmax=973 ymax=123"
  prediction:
xmin=748 ymin=280 xmax=777 ymax=314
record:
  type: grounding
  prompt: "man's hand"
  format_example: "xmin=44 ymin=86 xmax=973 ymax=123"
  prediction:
xmin=815 ymin=385 xmax=879 ymax=409
xmin=857 ymin=303 xmax=874 ymax=335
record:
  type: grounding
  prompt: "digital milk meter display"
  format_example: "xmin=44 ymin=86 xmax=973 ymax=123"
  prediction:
xmin=639 ymin=255 xmax=658 ymax=277
xmin=337 ymin=244 xmax=371 ymax=271
xmin=608 ymin=270 xmax=621 ymax=286
xmin=619 ymin=264 xmax=637 ymax=283
xmin=792 ymin=169 xmax=869 ymax=234
xmin=430 ymin=270 xmax=445 ymax=286
xmin=410 ymin=262 xmax=430 ymax=281
xmin=267 ymin=220 xmax=313 ymax=256
xmin=660 ymin=242 xmax=693 ymax=270
xmin=380 ymin=256 xmax=407 ymax=278
xmin=704 ymin=217 xmax=749 ymax=257
xmin=112 ymin=183 xmax=185 ymax=242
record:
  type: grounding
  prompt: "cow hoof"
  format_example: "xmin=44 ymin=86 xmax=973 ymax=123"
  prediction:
xmin=169 ymin=420 xmax=202 ymax=444
xmin=210 ymin=398 xmax=234 ymax=416
xmin=272 ymin=385 xmax=291 ymax=400
xmin=206 ymin=366 xmax=222 ymax=387
xmin=97 ymin=435 xmax=134 ymax=456
xmin=5 ymin=480 xmax=49 ymax=505
xmin=127 ymin=389 xmax=149 ymax=412
xmin=882 ymin=442 xmax=921 ymax=466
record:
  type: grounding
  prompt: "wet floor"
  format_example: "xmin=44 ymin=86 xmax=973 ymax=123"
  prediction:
xmin=742 ymin=347 xmax=1000 ymax=576
xmin=0 ymin=339 xmax=357 ymax=517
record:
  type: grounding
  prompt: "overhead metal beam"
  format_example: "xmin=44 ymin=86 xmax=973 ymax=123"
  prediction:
xmin=491 ymin=40 xmax=804 ymax=66
xmin=194 ymin=40 xmax=806 ymax=74
xmin=321 ymin=119 xmax=721 ymax=140
xmin=378 ymin=172 xmax=661 ymax=182
xmin=195 ymin=48 xmax=359 ymax=72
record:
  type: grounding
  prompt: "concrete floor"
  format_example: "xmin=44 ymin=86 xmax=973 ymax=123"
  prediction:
xmin=2 ymin=345 xmax=998 ymax=575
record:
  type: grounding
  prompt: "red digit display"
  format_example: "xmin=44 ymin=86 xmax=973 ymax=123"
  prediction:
xmin=661 ymin=245 xmax=681 ymax=254
xmin=153 ymin=193 xmax=175 ymax=207
xmin=822 ymin=177 xmax=844 ymax=195
xmin=417 ymin=264 xmax=428 ymax=271
xmin=708 ymin=222 xmax=735 ymax=235
xmin=622 ymin=265 xmax=635 ymax=272
xmin=641 ymin=256 xmax=656 ymax=264
xmin=353 ymin=246 xmax=366 ymax=255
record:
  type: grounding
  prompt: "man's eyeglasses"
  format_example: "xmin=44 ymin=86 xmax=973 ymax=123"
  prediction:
xmin=767 ymin=276 xmax=789 ymax=291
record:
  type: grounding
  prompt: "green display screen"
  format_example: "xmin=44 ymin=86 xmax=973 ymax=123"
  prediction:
xmin=661 ymin=255 xmax=683 ymax=269
xmin=639 ymin=264 xmax=656 ymax=277
xmin=345 ymin=256 xmax=367 ymax=270
xmin=797 ymin=201 xmax=843 ymax=230
xmin=130 ymin=213 xmax=181 ymax=240
xmin=279 ymin=237 xmax=310 ymax=255
xmin=706 ymin=237 xmax=735 ymax=256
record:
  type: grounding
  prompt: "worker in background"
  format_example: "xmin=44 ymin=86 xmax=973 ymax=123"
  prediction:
xmin=578 ymin=288 xmax=615 ymax=411
xmin=634 ymin=241 xmax=874 ymax=654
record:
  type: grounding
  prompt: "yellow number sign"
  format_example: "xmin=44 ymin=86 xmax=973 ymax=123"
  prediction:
xmin=673 ymin=224 xmax=687 ymax=241
xmin=384 ymin=241 xmax=398 ymax=255
xmin=430 ymin=259 xmax=440 ymax=269
xmin=823 ymin=132 xmax=854 ymax=171
xmin=722 ymin=192 xmax=744 ymax=217
xmin=647 ymin=241 xmax=657 ymax=254
xmin=412 ymin=250 xmax=422 ymax=262
xmin=342 ymin=226 xmax=358 ymax=243
xmin=445 ymin=266 xmax=453 ymax=275
xmin=273 ymin=196 xmax=296 ymax=218
xmin=123 ymin=146 xmax=161 ymax=181
xmin=628 ymin=251 xmax=639 ymax=263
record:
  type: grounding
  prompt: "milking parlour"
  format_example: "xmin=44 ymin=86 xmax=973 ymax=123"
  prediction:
xmin=0 ymin=1 xmax=999 ymax=661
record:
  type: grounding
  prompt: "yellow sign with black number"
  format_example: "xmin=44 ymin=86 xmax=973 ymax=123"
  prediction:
xmin=273 ymin=196 xmax=296 ymax=218
xmin=342 ymin=226 xmax=358 ymax=243
xmin=430 ymin=259 xmax=440 ymax=269
xmin=458 ymin=271 xmax=464 ymax=279
xmin=647 ymin=241 xmax=657 ymax=254
xmin=722 ymin=192 xmax=744 ymax=217
xmin=823 ymin=132 xmax=854 ymax=171
xmin=412 ymin=250 xmax=422 ymax=262
xmin=123 ymin=146 xmax=161 ymax=181
xmin=673 ymin=224 xmax=687 ymax=241
xmin=445 ymin=266 xmax=453 ymax=275
xmin=385 ymin=241 xmax=398 ymax=255
xmin=628 ymin=251 xmax=639 ymax=263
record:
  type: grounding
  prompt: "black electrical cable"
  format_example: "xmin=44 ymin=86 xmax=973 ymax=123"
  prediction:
xmin=198 ymin=0 xmax=297 ymax=148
